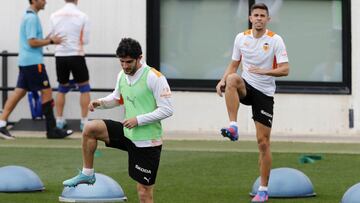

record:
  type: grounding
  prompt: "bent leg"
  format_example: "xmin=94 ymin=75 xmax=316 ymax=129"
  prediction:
xmin=82 ymin=120 xmax=110 ymax=168
xmin=255 ymin=121 xmax=272 ymax=187
xmin=137 ymin=183 xmax=154 ymax=203
xmin=224 ymin=73 xmax=246 ymax=122
xmin=0 ymin=88 xmax=27 ymax=121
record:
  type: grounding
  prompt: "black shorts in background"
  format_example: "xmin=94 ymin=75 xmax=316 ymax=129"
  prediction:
xmin=239 ymin=80 xmax=274 ymax=128
xmin=55 ymin=56 xmax=89 ymax=84
xmin=103 ymin=120 xmax=162 ymax=186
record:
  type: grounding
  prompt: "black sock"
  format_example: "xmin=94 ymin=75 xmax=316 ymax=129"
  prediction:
xmin=42 ymin=100 xmax=56 ymax=132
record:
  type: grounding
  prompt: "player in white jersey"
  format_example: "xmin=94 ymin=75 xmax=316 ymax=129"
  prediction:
xmin=216 ymin=3 xmax=289 ymax=203
xmin=49 ymin=0 xmax=91 ymax=131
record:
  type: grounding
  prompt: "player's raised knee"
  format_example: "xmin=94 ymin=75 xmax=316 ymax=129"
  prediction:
xmin=226 ymin=73 xmax=243 ymax=87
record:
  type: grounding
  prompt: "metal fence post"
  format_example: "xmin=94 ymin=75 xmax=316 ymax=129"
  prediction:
xmin=1 ymin=50 xmax=8 ymax=109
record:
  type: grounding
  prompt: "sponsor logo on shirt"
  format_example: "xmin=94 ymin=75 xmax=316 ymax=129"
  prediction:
xmin=126 ymin=96 xmax=136 ymax=107
xmin=160 ymin=87 xmax=172 ymax=98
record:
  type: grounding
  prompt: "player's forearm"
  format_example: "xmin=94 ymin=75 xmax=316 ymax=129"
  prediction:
xmin=28 ymin=38 xmax=52 ymax=47
xmin=267 ymin=63 xmax=289 ymax=77
xmin=96 ymin=93 xmax=121 ymax=109
xmin=136 ymin=106 xmax=173 ymax=126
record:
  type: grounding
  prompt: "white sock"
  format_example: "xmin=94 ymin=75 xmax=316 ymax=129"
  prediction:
xmin=56 ymin=117 xmax=65 ymax=122
xmin=81 ymin=117 xmax=88 ymax=124
xmin=0 ymin=120 xmax=7 ymax=128
xmin=229 ymin=121 xmax=238 ymax=127
xmin=82 ymin=168 xmax=94 ymax=176
xmin=258 ymin=186 xmax=268 ymax=191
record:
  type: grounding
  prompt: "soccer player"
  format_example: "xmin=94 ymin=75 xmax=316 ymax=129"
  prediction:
xmin=49 ymin=0 xmax=91 ymax=131
xmin=0 ymin=0 xmax=72 ymax=139
xmin=63 ymin=38 xmax=173 ymax=203
xmin=216 ymin=3 xmax=289 ymax=202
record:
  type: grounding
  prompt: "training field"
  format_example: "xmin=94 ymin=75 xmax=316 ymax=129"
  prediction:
xmin=0 ymin=138 xmax=360 ymax=203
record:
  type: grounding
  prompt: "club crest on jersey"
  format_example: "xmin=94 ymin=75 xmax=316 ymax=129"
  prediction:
xmin=43 ymin=80 xmax=49 ymax=87
xmin=263 ymin=43 xmax=270 ymax=52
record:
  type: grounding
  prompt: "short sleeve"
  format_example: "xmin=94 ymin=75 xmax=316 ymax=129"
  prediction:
xmin=231 ymin=34 xmax=242 ymax=61
xmin=25 ymin=15 xmax=38 ymax=40
xmin=274 ymin=36 xmax=289 ymax=64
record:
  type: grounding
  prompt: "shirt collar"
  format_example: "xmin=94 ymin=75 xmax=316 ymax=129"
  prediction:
xmin=64 ymin=2 xmax=78 ymax=9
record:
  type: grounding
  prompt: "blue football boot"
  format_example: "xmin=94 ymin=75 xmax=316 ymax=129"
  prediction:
xmin=63 ymin=170 xmax=96 ymax=187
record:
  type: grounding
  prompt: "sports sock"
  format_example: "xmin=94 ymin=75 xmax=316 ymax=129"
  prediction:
xmin=81 ymin=117 xmax=88 ymax=124
xmin=258 ymin=186 xmax=268 ymax=191
xmin=42 ymin=100 xmax=56 ymax=132
xmin=56 ymin=117 xmax=65 ymax=123
xmin=229 ymin=121 xmax=238 ymax=127
xmin=82 ymin=168 xmax=94 ymax=176
xmin=0 ymin=120 xmax=7 ymax=128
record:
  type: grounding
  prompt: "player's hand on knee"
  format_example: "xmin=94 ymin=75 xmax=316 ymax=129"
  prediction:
xmin=216 ymin=80 xmax=226 ymax=97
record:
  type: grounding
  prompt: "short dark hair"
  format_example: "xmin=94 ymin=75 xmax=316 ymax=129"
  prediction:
xmin=29 ymin=0 xmax=32 ymax=4
xmin=250 ymin=3 xmax=269 ymax=16
xmin=116 ymin=38 xmax=142 ymax=59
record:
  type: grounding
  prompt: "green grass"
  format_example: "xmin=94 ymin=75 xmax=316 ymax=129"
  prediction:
xmin=0 ymin=138 xmax=359 ymax=203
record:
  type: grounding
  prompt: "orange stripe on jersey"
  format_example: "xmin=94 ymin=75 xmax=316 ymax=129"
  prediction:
xmin=267 ymin=30 xmax=276 ymax=37
xmin=151 ymin=68 xmax=162 ymax=77
xmin=272 ymin=56 xmax=277 ymax=69
xmin=118 ymin=95 xmax=124 ymax=105
xmin=78 ymin=26 xmax=84 ymax=55
xmin=244 ymin=29 xmax=252 ymax=35
xmin=38 ymin=64 xmax=42 ymax=73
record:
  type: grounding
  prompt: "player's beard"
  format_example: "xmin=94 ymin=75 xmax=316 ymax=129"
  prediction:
xmin=124 ymin=65 xmax=137 ymax=76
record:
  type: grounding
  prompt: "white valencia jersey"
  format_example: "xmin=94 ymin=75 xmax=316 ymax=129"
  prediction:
xmin=49 ymin=3 xmax=90 ymax=56
xmin=232 ymin=29 xmax=288 ymax=96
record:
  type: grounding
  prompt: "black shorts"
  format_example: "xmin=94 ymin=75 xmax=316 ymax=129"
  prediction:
xmin=16 ymin=64 xmax=51 ymax=91
xmin=55 ymin=56 xmax=89 ymax=84
xmin=103 ymin=120 xmax=162 ymax=186
xmin=239 ymin=80 xmax=274 ymax=128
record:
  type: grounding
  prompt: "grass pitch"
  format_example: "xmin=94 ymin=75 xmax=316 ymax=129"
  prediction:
xmin=0 ymin=138 xmax=359 ymax=203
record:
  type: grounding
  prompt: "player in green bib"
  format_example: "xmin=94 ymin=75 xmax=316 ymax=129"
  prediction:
xmin=63 ymin=38 xmax=173 ymax=203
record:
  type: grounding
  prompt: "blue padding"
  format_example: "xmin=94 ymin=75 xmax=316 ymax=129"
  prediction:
xmin=0 ymin=165 xmax=45 ymax=192
xmin=341 ymin=182 xmax=360 ymax=203
xmin=250 ymin=167 xmax=316 ymax=198
xmin=58 ymin=84 xmax=71 ymax=93
xmin=27 ymin=91 xmax=42 ymax=119
xmin=78 ymin=84 xmax=91 ymax=93
xmin=59 ymin=173 xmax=127 ymax=202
